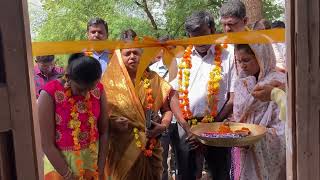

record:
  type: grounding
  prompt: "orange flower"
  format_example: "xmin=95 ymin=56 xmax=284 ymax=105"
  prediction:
xmin=76 ymin=159 xmax=83 ymax=167
xmin=74 ymin=151 xmax=80 ymax=156
xmin=146 ymin=88 xmax=153 ymax=94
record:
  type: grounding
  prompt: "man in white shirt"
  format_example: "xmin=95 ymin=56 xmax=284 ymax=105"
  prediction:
xmin=87 ymin=17 xmax=110 ymax=73
xmin=169 ymin=11 xmax=236 ymax=180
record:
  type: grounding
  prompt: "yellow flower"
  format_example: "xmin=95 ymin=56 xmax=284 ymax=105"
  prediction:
xmin=143 ymin=79 xmax=151 ymax=88
xmin=134 ymin=133 xmax=139 ymax=140
xmin=183 ymin=69 xmax=190 ymax=76
xmin=133 ymin=128 xmax=139 ymax=134
xmin=89 ymin=117 xmax=95 ymax=125
xmin=89 ymin=143 xmax=97 ymax=152
xmin=181 ymin=62 xmax=187 ymax=68
xmin=136 ymin=140 xmax=142 ymax=148
xmin=178 ymin=62 xmax=184 ymax=69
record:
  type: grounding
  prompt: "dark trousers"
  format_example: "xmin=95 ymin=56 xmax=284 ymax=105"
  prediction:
xmin=204 ymin=146 xmax=231 ymax=180
xmin=174 ymin=124 xmax=231 ymax=180
xmin=160 ymin=123 xmax=179 ymax=180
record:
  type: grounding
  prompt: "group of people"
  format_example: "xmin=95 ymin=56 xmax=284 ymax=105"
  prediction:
xmin=35 ymin=0 xmax=287 ymax=180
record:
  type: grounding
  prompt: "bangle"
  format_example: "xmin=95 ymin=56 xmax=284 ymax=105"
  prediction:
xmin=62 ymin=168 xmax=72 ymax=179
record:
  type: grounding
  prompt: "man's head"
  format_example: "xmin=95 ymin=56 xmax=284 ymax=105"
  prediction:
xmin=35 ymin=55 xmax=55 ymax=75
xmin=87 ymin=17 xmax=108 ymax=41
xmin=220 ymin=0 xmax=248 ymax=32
xmin=185 ymin=11 xmax=215 ymax=54
xmin=253 ymin=19 xmax=271 ymax=30
xmin=119 ymin=29 xmax=137 ymax=41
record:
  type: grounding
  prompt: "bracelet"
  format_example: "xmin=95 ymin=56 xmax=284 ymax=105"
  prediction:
xmin=62 ymin=168 xmax=72 ymax=179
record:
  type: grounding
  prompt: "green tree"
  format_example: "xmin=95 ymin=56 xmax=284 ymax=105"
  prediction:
xmin=33 ymin=0 xmax=284 ymax=41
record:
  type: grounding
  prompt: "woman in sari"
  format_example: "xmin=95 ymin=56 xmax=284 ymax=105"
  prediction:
xmin=231 ymin=44 xmax=286 ymax=180
xmin=38 ymin=54 xmax=109 ymax=180
xmin=102 ymin=31 xmax=191 ymax=180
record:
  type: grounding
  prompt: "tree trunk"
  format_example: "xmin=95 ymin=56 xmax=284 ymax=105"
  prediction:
xmin=241 ymin=0 xmax=263 ymax=24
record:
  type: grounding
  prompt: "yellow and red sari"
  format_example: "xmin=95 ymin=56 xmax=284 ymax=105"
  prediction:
xmin=101 ymin=50 xmax=172 ymax=180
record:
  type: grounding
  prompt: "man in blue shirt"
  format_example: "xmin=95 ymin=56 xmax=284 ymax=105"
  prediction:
xmin=87 ymin=17 xmax=110 ymax=73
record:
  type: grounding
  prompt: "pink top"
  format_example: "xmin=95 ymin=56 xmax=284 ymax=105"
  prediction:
xmin=43 ymin=80 xmax=103 ymax=151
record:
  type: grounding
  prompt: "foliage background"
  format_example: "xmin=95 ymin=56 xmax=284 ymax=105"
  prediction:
xmin=28 ymin=0 xmax=284 ymax=65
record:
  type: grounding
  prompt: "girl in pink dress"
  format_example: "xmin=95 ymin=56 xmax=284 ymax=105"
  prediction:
xmin=38 ymin=53 xmax=109 ymax=180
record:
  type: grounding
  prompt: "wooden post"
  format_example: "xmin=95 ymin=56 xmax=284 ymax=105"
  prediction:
xmin=0 ymin=0 xmax=42 ymax=179
xmin=286 ymin=0 xmax=320 ymax=179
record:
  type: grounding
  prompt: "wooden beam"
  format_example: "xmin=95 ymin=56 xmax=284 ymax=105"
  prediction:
xmin=0 ymin=86 xmax=11 ymax=131
xmin=285 ymin=0 xmax=297 ymax=179
xmin=0 ymin=0 xmax=42 ymax=179
xmin=290 ymin=0 xmax=320 ymax=179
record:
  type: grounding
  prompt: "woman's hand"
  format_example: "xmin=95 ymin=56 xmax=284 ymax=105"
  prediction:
xmin=186 ymin=132 xmax=201 ymax=150
xmin=269 ymin=80 xmax=285 ymax=91
xmin=252 ymin=84 xmax=274 ymax=101
xmin=113 ymin=117 xmax=129 ymax=132
xmin=146 ymin=121 xmax=166 ymax=138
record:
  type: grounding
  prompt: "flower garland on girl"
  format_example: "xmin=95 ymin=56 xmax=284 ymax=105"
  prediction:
xmin=64 ymin=80 xmax=99 ymax=178
xmin=178 ymin=44 xmax=228 ymax=125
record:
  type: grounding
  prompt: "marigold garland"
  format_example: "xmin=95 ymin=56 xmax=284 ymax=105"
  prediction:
xmin=65 ymin=87 xmax=99 ymax=178
xmin=178 ymin=44 xmax=227 ymax=125
xmin=132 ymin=77 xmax=157 ymax=158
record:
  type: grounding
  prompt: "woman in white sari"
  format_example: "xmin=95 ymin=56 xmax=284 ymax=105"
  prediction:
xmin=231 ymin=44 xmax=286 ymax=180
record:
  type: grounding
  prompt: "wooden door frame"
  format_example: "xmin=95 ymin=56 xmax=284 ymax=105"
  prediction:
xmin=0 ymin=0 xmax=42 ymax=179
xmin=286 ymin=0 xmax=320 ymax=180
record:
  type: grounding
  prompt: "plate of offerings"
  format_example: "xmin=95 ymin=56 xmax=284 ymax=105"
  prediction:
xmin=190 ymin=122 xmax=267 ymax=147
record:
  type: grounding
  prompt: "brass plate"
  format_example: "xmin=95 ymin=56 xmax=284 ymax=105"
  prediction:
xmin=191 ymin=122 xmax=267 ymax=147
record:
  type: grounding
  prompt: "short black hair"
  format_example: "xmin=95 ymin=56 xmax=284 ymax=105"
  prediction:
xmin=271 ymin=21 xmax=285 ymax=28
xmin=67 ymin=53 xmax=102 ymax=85
xmin=220 ymin=0 xmax=246 ymax=19
xmin=185 ymin=11 xmax=215 ymax=34
xmin=35 ymin=55 xmax=55 ymax=63
xmin=87 ymin=17 xmax=108 ymax=33
xmin=120 ymin=29 xmax=137 ymax=41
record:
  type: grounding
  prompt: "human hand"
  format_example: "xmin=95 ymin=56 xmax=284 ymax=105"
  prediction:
xmin=252 ymin=84 xmax=274 ymax=102
xmin=186 ymin=132 xmax=200 ymax=150
xmin=269 ymin=80 xmax=285 ymax=91
xmin=113 ymin=117 xmax=129 ymax=132
xmin=146 ymin=121 xmax=166 ymax=138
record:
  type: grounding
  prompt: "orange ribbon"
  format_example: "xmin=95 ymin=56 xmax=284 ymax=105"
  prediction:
xmin=31 ymin=29 xmax=285 ymax=85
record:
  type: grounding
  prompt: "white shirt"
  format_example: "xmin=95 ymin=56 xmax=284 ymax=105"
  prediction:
xmin=149 ymin=59 xmax=169 ymax=81
xmin=170 ymin=45 xmax=236 ymax=117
